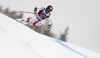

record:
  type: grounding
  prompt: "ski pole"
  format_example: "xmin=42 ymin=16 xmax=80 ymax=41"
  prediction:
xmin=1 ymin=11 xmax=23 ymax=14
xmin=23 ymin=11 xmax=34 ymax=14
xmin=1 ymin=11 xmax=34 ymax=14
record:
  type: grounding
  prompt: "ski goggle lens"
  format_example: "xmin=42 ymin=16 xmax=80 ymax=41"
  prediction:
xmin=47 ymin=9 xmax=52 ymax=12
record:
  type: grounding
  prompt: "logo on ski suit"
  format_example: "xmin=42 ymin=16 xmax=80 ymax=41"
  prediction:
xmin=37 ymin=9 xmax=51 ymax=20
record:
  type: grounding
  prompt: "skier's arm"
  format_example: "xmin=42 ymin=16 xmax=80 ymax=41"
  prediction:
xmin=34 ymin=7 xmax=37 ymax=15
xmin=48 ymin=17 xmax=53 ymax=26
xmin=34 ymin=7 xmax=45 ymax=15
xmin=37 ymin=7 xmax=45 ymax=11
xmin=45 ymin=17 xmax=53 ymax=31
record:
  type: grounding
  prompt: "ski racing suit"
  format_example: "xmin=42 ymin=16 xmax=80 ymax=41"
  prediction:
xmin=16 ymin=7 xmax=52 ymax=27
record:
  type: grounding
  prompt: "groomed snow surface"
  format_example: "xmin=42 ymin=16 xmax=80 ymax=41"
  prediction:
xmin=0 ymin=13 xmax=100 ymax=58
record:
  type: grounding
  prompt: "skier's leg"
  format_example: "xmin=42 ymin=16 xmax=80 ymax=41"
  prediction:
xmin=25 ymin=17 xmax=32 ymax=22
xmin=16 ymin=18 xmax=26 ymax=23
xmin=16 ymin=17 xmax=32 ymax=25
xmin=33 ymin=20 xmax=45 ymax=27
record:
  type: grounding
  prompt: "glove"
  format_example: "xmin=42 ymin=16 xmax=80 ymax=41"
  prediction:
xmin=45 ymin=25 xmax=51 ymax=31
xmin=34 ymin=7 xmax=37 ymax=15
xmin=45 ymin=26 xmax=50 ymax=31
xmin=34 ymin=11 xmax=37 ymax=15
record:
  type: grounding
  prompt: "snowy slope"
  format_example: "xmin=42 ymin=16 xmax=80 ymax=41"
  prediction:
xmin=0 ymin=13 xmax=100 ymax=58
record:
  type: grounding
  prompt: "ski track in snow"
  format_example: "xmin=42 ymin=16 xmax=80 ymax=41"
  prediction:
xmin=54 ymin=39 xmax=87 ymax=58
xmin=0 ymin=26 xmax=43 ymax=58
xmin=0 ymin=25 xmax=87 ymax=58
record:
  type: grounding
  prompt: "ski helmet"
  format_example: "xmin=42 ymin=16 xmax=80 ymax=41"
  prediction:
xmin=46 ymin=5 xmax=53 ymax=13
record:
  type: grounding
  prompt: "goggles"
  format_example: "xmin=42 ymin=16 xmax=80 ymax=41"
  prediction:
xmin=47 ymin=9 xmax=52 ymax=12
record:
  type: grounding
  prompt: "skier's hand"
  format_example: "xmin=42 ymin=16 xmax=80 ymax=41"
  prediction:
xmin=34 ymin=11 xmax=37 ymax=15
xmin=45 ymin=26 xmax=50 ymax=31
xmin=45 ymin=25 xmax=52 ymax=31
xmin=34 ymin=7 xmax=37 ymax=15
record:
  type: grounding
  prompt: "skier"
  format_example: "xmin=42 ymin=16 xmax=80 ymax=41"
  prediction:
xmin=16 ymin=5 xmax=53 ymax=31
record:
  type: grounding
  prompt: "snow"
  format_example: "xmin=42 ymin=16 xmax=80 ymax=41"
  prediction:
xmin=0 ymin=13 xmax=100 ymax=58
